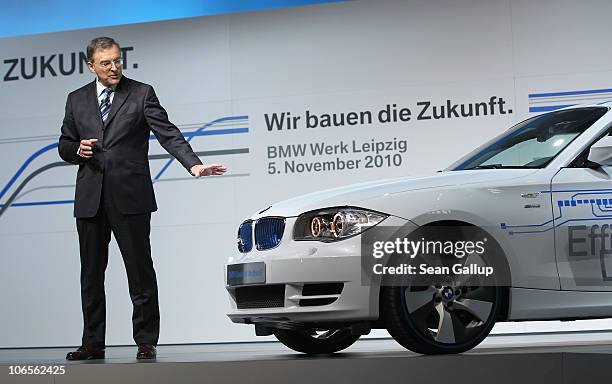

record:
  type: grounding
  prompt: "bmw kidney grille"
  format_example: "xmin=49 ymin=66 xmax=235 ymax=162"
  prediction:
xmin=255 ymin=217 xmax=285 ymax=250
xmin=237 ymin=218 xmax=285 ymax=252
xmin=237 ymin=220 xmax=253 ymax=253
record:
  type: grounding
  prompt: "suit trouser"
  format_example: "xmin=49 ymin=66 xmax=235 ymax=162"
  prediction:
xmin=76 ymin=179 xmax=159 ymax=348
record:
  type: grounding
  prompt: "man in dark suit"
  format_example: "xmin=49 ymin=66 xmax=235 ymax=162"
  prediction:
xmin=58 ymin=37 xmax=226 ymax=360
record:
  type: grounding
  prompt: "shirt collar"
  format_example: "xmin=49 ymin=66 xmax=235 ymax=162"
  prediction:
xmin=96 ymin=79 xmax=117 ymax=97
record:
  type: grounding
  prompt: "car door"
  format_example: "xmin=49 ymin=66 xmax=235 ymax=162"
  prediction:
xmin=552 ymin=138 xmax=612 ymax=291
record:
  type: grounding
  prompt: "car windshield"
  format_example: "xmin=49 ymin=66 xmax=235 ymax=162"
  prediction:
xmin=448 ymin=107 xmax=608 ymax=170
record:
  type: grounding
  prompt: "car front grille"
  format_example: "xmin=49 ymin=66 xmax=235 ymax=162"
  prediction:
xmin=255 ymin=217 xmax=285 ymax=250
xmin=237 ymin=217 xmax=286 ymax=252
xmin=237 ymin=220 xmax=253 ymax=253
xmin=235 ymin=284 xmax=285 ymax=309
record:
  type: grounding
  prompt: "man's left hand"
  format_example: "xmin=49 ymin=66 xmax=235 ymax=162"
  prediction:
xmin=191 ymin=164 xmax=227 ymax=178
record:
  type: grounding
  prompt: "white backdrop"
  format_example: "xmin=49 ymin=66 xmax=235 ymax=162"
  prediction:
xmin=2 ymin=0 xmax=612 ymax=348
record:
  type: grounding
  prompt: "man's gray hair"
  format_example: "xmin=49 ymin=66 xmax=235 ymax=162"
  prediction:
xmin=86 ymin=37 xmax=120 ymax=62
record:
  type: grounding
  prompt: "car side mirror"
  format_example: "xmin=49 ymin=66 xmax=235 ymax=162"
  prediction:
xmin=587 ymin=135 xmax=612 ymax=167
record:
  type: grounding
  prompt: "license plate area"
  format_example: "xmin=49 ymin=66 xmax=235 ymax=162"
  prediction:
xmin=227 ymin=262 xmax=266 ymax=286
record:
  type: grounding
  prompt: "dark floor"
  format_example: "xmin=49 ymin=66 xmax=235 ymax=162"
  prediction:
xmin=2 ymin=333 xmax=612 ymax=383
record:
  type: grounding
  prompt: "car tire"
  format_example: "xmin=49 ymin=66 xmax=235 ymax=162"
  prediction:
xmin=274 ymin=328 xmax=360 ymax=354
xmin=382 ymin=274 xmax=501 ymax=355
xmin=380 ymin=224 xmax=504 ymax=354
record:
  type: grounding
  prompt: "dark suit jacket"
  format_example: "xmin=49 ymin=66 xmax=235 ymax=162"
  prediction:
xmin=58 ymin=76 xmax=202 ymax=218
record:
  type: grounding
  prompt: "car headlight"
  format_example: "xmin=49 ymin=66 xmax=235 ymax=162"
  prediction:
xmin=293 ymin=207 xmax=388 ymax=241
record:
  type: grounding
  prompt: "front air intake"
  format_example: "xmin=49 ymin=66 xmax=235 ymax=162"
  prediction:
xmin=298 ymin=283 xmax=344 ymax=307
xmin=235 ymin=284 xmax=285 ymax=309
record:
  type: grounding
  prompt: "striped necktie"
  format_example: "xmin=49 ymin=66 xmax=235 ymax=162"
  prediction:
xmin=100 ymin=88 xmax=114 ymax=122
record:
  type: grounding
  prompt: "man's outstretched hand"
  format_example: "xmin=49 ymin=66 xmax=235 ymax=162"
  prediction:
xmin=190 ymin=164 xmax=227 ymax=178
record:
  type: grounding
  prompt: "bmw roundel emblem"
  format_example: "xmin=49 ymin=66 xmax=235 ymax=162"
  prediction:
xmin=442 ymin=287 xmax=454 ymax=300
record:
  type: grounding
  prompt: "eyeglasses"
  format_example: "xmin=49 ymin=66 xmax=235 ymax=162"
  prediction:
xmin=92 ymin=58 xmax=123 ymax=69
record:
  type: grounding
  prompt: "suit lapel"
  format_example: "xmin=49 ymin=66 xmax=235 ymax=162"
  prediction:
xmin=103 ymin=77 xmax=132 ymax=128
xmin=86 ymin=80 xmax=104 ymax=133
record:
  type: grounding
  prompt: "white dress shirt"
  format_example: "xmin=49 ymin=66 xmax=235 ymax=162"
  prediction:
xmin=96 ymin=79 xmax=116 ymax=106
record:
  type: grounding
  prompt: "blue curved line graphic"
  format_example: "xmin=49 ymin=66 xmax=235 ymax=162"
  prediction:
xmin=153 ymin=115 xmax=247 ymax=181
xmin=571 ymin=191 xmax=612 ymax=200
xmin=505 ymin=189 xmax=612 ymax=234
xmin=541 ymin=188 xmax=612 ymax=194
xmin=591 ymin=203 xmax=612 ymax=218
xmin=0 ymin=142 xmax=58 ymax=201
xmin=509 ymin=216 xmax=612 ymax=234
xmin=0 ymin=115 xmax=249 ymax=206
xmin=2 ymin=200 xmax=74 ymax=207
xmin=501 ymin=204 xmax=563 ymax=230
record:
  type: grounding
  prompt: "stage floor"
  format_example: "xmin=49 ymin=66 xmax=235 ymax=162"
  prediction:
xmin=2 ymin=331 xmax=612 ymax=383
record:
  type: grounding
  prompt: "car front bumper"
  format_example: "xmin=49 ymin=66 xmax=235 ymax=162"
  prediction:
xmin=225 ymin=216 xmax=413 ymax=325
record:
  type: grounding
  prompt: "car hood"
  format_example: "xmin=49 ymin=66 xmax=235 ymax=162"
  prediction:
xmin=252 ymin=169 xmax=539 ymax=218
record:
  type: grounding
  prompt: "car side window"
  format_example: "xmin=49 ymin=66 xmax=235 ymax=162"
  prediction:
xmin=569 ymin=125 xmax=612 ymax=167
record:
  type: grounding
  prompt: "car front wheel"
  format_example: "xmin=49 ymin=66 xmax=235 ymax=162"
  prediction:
xmin=382 ymin=252 xmax=502 ymax=354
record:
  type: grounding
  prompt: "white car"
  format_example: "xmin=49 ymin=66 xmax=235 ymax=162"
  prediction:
xmin=226 ymin=103 xmax=612 ymax=354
